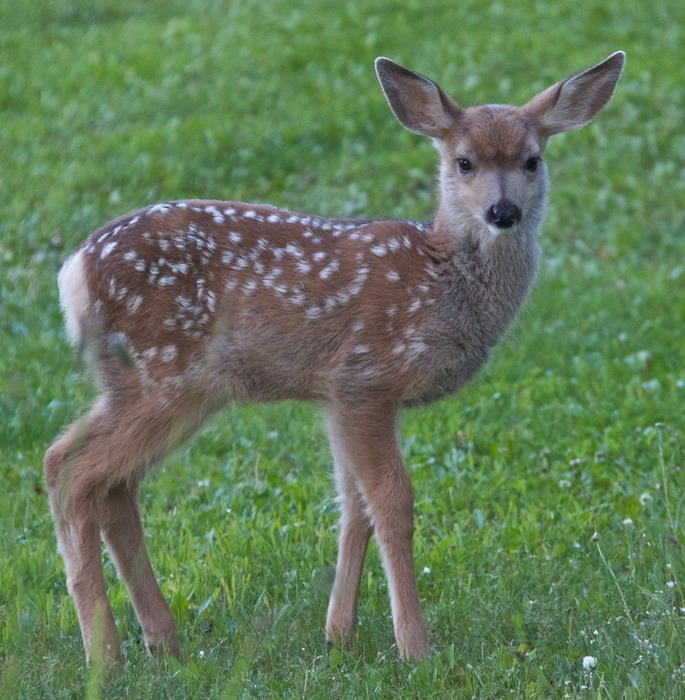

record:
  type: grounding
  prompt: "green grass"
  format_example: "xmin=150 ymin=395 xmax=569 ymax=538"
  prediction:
xmin=2 ymin=0 xmax=685 ymax=697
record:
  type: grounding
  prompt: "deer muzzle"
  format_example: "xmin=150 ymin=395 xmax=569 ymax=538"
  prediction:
xmin=485 ymin=199 xmax=522 ymax=230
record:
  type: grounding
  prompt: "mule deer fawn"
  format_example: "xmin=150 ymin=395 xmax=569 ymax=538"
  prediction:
xmin=45 ymin=51 xmax=624 ymax=664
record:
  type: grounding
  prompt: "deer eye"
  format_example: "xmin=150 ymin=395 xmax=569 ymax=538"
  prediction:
xmin=457 ymin=158 xmax=473 ymax=174
xmin=525 ymin=157 xmax=540 ymax=173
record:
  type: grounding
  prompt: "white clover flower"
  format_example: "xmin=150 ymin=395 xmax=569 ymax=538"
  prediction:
xmin=640 ymin=492 xmax=653 ymax=506
xmin=582 ymin=655 xmax=597 ymax=671
xmin=622 ymin=518 xmax=634 ymax=526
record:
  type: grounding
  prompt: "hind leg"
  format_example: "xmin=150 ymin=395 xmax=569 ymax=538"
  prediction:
xmin=100 ymin=480 xmax=180 ymax=657
xmin=45 ymin=397 xmax=122 ymax=665
xmin=44 ymin=390 xmax=202 ymax=664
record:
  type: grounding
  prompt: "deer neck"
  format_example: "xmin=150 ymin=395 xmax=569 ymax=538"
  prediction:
xmin=431 ymin=206 xmax=542 ymax=343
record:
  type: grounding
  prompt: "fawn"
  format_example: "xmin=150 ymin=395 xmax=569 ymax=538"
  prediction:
xmin=45 ymin=51 xmax=625 ymax=664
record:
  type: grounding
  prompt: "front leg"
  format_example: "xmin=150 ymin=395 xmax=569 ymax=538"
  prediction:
xmin=325 ymin=414 xmax=373 ymax=648
xmin=326 ymin=404 xmax=430 ymax=660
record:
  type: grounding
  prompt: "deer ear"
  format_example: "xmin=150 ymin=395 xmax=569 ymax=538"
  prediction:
xmin=375 ymin=58 xmax=461 ymax=138
xmin=525 ymin=51 xmax=625 ymax=135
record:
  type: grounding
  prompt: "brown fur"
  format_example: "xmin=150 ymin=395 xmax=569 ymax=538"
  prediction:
xmin=45 ymin=52 xmax=624 ymax=664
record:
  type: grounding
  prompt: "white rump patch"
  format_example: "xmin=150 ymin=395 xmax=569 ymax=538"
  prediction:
xmin=58 ymin=249 xmax=91 ymax=346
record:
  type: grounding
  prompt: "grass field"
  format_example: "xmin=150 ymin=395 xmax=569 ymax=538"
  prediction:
xmin=1 ymin=0 xmax=684 ymax=697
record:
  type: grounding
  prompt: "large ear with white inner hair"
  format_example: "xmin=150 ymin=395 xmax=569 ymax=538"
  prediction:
xmin=375 ymin=57 xmax=461 ymax=138
xmin=525 ymin=51 xmax=626 ymax=135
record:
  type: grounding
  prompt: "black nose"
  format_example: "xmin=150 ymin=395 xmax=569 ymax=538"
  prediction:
xmin=486 ymin=199 xmax=522 ymax=229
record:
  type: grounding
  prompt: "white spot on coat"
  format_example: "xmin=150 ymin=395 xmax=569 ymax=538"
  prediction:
xmin=206 ymin=290 xmax=216 ymax=313
xmin=205 ymin=205 xmax=224 ymax=223
xmin=289 ymin=290 xmax=305 ymax=306
xmin=319 ymin=260 xmax=340 ymax=280
xmin=244 ymin=280 xmax=257 ymax=295
xmin=408 ymin=339 xmax=429 ymax=358
xmin=161 ymin=345 xmax=178 ymax=362
xmin=127 ymin=295 xmax=144 ymax=313
xmin=284 ymin=243 xmax=303 ymax=258
xmin=100 ymin=241 xmax=118 ymax=259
